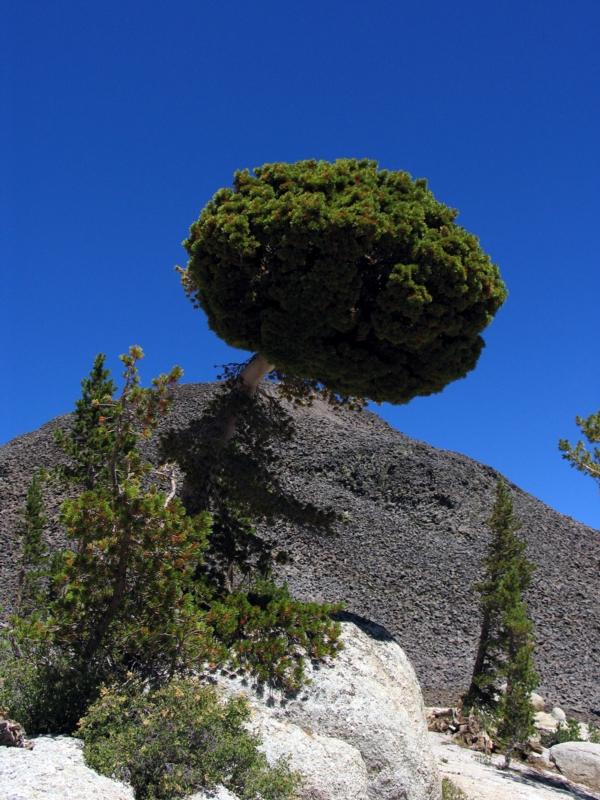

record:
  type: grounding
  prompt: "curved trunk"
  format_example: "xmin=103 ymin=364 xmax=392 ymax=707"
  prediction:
xmin=239 ymin=353 xmax=274 ymax=394
xmin=222 ymin=353 xmax=274 ymax=444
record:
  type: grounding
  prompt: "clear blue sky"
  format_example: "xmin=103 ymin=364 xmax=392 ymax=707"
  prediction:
xmin=3 ymin=0 xmax=599 ymax=529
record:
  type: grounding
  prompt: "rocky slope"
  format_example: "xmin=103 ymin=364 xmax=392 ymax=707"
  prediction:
xmin=1 ymin=382 xmax=599 ymax=718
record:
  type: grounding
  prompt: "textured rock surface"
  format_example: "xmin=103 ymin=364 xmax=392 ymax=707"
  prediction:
xmin=188 ymin=788 xmax=240 ymax=800
xmin=250 ymin=712 xmax=369 ymax=800
xmin=213 ymin=619 xmax=440 ymax=800
xmin=535 ymin=712 xmax=559 ymax=734
xmin=0 ymin=736 xmax=134 ymax=800
xmin=431 ymin=733 xmax=600 ymax=800
xmin=1 ymin=382 xmax=600 ymax=716
xmin=550 ymin=742 xmax=600 ymax=791
xmin=0 ymin=736 xmax=240 ymax=800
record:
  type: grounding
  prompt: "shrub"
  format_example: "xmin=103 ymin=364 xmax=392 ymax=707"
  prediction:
xmin=0 ymin=639 xmax=93 ymax=735
xmin=554 ymin=718 xmax=584 ymax=744
xmin=442 ymin=778 xmax=468 ymax=799
xmin=542 ymin=718 xmax=584 ymax=747
xmin=207 ymin=579 xmax=343 ymax=691
xmin=78 ymin=677 xmax=300 ymax=800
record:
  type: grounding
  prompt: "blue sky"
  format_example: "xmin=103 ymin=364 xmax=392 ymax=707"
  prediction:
xmin=3 ymin=0 xmax=599 ymax=529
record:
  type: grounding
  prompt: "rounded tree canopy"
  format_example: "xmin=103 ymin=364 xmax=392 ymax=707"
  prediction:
xmin=183 ymin=159 xmax=507 ymax=404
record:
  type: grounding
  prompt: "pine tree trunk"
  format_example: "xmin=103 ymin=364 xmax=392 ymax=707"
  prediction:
xmin=82 ymin=522 xmax=133 ymax=661
xmin=222 ymin=353 xmax=274 ymax=444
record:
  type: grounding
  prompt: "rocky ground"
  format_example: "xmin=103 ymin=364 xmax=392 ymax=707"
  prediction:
xmin=4 ymin=731 xmax=600 ymax=800
xmin=1 ymin=382 xmax=599 ymax=717
xmin=431 ymin=734 xmax=600 ymax=800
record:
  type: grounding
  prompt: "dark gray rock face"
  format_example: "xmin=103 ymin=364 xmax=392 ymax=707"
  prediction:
xmin=1 ymin=383 xmax=599 ymax=719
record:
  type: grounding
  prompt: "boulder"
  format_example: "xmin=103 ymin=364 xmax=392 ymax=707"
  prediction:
xmin=248 ymin=711 xmax=369 ymax=799
xmin=0 ymin=716 xmax=32 ymax=749
xmin=550 ymin=741 xmax=600 ymax=790
xmin=188 ymin=788 xmax=240 ymax=800
xmin=530 ymin=692 xmax=545 ymax=711
xmin=551 ymin=706 xmax=567 ymax=723
xmin=534 ymin=711 xmax=559 ymax=734
xmin=213 ymin=618 xmax=441 ymax=800
xmin=0 ymin=736 xmax=133 ymax=800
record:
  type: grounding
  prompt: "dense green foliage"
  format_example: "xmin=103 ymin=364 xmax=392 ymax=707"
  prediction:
xmin=543 ymin=718 xmax=584 ymax=746
xmin=559 ymin=409 xmax=600 ymax=487
xmin=0 ymin=640 xmax=77 ymax=733
xmin=183 ymin=158 xmax=506 ymax=403
xmin=1 ymin=348 xmax=342 ymax=734
xmin=464 ymin=480 xmax=536 ymax=716
xmin=78 ymin=678 xmax=300 ymax=800
xmin=207 ymin=580 xmax=342 ymax=691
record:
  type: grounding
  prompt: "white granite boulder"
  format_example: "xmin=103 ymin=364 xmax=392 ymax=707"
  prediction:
xmin=213 ymin=619 xmax=441 ymax=800
xmin=248 ymin=710 xmax=369 ymax=799
xmin=187 ymin=787 xmax=240 ymax=800
xmin=0 ymin=736 xmax=133 ymax=800
xmin=530 ymin=692 xmax=545 ymax=711
xmin=534 ymin=711 xmax=559 ymax=734
xmin=550 ymin=741 xmax=600 ymax=790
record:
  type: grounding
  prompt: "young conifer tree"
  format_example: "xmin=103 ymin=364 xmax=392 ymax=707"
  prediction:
xmin=3 ymin=348 xmax=218 ymax=733
xmin=49 ymin=347 xmax=215 ymax=680
xmin=464 ymin=479 xmax=536 ymax=716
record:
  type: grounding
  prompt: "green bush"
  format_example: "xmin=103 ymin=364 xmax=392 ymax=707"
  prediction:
xmin=542 ymin=718 xmax=584 ymax=747
xmin=0 ymin=639 xmax=97 ymax=735
xmin=207 ymin=579 xmax=342 ymax=691
xmin=78 ymin=677 xmax=300 ymax=800
xmin=442 ymin=778 xmax=468 ymax=799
